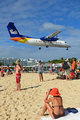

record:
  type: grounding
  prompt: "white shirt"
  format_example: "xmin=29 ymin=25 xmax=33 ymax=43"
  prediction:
xmin=52 ymin=63 xmax=55 ymax=69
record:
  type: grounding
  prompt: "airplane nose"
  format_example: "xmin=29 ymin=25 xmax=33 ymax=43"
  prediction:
xmin=68 ymin=45 xmax=71 ymax=48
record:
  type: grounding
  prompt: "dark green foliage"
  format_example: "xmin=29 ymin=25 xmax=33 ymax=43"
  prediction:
xmin=0 ymin=62 xmax=3 ymax=66
xmin=48 ymin=57 xmax=78 ymax=64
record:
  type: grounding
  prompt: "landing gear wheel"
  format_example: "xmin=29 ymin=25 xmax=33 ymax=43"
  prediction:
xmin=39 ymin=47 xmax=41 ymax=50
xmin=46 ymin=45 xmax=49 ymax=48
xmin=66 ymin=48 xmax=68 ymax=50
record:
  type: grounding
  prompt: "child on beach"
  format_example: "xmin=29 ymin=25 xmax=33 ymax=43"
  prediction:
xmin=6 ymin=65 xmax=10 ymax=75
xmin=15 ymin=60 xmax=23 ymax=91
xmin=70 ymin=71 xmax=75 ymax=79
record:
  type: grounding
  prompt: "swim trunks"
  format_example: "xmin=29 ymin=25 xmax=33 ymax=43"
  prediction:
xmin=1 ymin=70 xmax=4 ymax=73
xmin=16 ymin=74 xmax=21 ymax=83
xmin=7 ymin=69 xmax=10 ymax=73
xmin=38 ymin=71 xmax=42 ymax=74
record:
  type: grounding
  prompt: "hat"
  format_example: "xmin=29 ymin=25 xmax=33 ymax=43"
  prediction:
xmin=59 ymin=68 xmax=62 ymax=71
xmin=76 ymin=69 xmax=79 ymax=72
xmin=16 ymin=60 xmax=20 ymax=64
xmin=65 ymin=59 xmax=69 ymax=62
xmin=50 ymin=88 xmax=61 ymax=96
xmin=39 ymin=60 xmax=41 ymax=63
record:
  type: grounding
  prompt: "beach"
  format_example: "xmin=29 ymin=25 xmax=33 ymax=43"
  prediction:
xmin=0 ymin=73 xmax=80 ymax=120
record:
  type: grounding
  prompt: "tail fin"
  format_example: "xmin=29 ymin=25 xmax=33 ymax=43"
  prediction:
xmin=7 ymin=22 xmax=32 ymax=43
xmin=7 ymin=22 xmax=22 ymax=41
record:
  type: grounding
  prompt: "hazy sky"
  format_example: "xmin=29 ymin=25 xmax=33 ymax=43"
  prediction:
xmin=0 ymin=0 xmax=80 ymax=61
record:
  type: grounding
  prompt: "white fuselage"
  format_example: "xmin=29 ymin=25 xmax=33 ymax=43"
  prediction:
xmin=26 ymin=38 xmax=71 ymax=48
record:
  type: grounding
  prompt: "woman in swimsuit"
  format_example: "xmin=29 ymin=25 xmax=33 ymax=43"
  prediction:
xmin=38 ymin=88 xmax=65 ymax=119
xmin=38 ymin=61 xmax=44 ymax=82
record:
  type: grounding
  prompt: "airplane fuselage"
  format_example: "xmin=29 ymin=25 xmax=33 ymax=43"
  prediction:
xmin=7 ymin=22 xmax=71 ymax=50
xmin=18 ymin=38 xmax=71 ymax=48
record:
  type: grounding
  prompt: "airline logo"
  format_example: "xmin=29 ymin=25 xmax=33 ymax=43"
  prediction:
xmin=10 ymin=29 xmax=18 ymax=34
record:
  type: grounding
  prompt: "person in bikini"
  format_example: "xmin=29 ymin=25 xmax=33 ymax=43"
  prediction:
xmin=38 ymin=88 xmax=65 ymax=119
xmin=15 ymin=60 xmax=23 ymax=91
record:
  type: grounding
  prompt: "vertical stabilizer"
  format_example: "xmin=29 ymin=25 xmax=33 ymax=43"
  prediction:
xmin=7 ymin=22 xmax=20 ymax=38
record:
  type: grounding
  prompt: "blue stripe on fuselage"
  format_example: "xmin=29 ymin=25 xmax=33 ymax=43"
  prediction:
xmin=40 ymin=37 xmax=57 ymax=41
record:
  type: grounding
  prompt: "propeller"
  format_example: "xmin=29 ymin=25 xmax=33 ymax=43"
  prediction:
xmin=56 ymin=35 xmax=59 ymax=40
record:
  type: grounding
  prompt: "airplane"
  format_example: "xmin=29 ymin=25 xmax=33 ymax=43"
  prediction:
xmin=7 ymin=22 xmax=71 ymax=50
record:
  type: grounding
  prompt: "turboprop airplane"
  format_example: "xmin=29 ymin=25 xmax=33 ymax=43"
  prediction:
xmin=7 ymin=22 xmax=71 ymax=50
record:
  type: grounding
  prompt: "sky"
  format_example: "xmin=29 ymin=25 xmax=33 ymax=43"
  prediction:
xmin=0 ymin=0 xmax=80 ymax=61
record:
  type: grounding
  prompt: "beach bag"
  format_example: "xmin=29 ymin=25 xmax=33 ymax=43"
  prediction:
xmin=62 ymin=62 xmax=70 ymax=70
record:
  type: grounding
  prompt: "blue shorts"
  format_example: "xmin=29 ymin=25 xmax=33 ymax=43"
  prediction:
xmin=7 ymin=69 xmax=10 ymax=73
xmin=38 ymin=71 xmax=42 ymax=74
xmin=71 ymin=69 xmax=75 ymax=73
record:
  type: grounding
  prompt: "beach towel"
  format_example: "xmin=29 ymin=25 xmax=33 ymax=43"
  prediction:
xmin=41 ymin=108 xmax=80 ymax=120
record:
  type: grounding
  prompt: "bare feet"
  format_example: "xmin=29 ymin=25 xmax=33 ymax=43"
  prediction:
xmin=37 ymin=113 xmax=43 ymax=116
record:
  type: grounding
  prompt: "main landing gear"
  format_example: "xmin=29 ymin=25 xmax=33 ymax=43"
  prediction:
xmin=66 ymin=48 xmax=68 ymax=50
xmin=39 ymin=46 xmax=49 ymax=50
xmin=46 ymin=45 xmax=49 ymax=48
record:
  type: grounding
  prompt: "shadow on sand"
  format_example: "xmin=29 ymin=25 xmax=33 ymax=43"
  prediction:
xmin=0 ymin=89 xmax=4 ymax=92
xmin=21 ymin=85 xmax=41 ymax=91
xmin=44 ymin=79 xmax=54 ymax=82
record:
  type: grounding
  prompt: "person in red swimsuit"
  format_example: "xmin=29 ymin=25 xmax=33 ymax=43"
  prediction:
xmin=15 ymin=60 xmax=23 ymax=91
xmin=70 ymin=71 xmax=75 ymax=79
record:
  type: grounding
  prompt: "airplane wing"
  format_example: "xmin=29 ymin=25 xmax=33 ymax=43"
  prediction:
xmin=45 ymin=30 xmax=61 ymax=39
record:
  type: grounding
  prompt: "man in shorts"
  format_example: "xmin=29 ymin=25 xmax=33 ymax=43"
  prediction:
xmin=16 ymin=60 xmax=23 ymax=91
xmin=71 ymin=59 xmax=76 ymax=73
xmin=52 ymin=62 xmax=55 ymax=74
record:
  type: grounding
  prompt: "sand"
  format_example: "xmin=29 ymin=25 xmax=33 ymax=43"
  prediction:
xmin=0 ymin=72 xmax=80 ymax=120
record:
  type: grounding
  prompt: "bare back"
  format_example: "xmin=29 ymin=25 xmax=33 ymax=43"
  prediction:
xmin=16 ymin=64 xmax=22 ymax=74
xmin=51 ymin=96 xmax=64 ymax=115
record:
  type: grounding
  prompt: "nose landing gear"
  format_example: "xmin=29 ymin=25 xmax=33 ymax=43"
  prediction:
xmin=39 ymin=47 xmax=41 ymax=50
xmin=66 ymin=48 xmax=68 ymax=50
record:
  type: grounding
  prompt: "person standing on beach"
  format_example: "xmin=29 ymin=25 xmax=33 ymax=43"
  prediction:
xmin=71 ymin=59 xmax=76 ymax=73
xmin=62 ymin=59 xmax=70 ymax=80
xmin=15 ymin=60 xmax=23 ymax=91
xmin=38 ymin=61 xmax=44 ymax=82
xmin=49 ymin=63 xmax=52 ymax=75
xmin=52 ymin=62 xmax=55 ymax=74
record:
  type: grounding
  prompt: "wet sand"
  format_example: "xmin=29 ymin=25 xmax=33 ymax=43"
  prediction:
xmin=0 ymin=73 xmax=80 ymax=120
